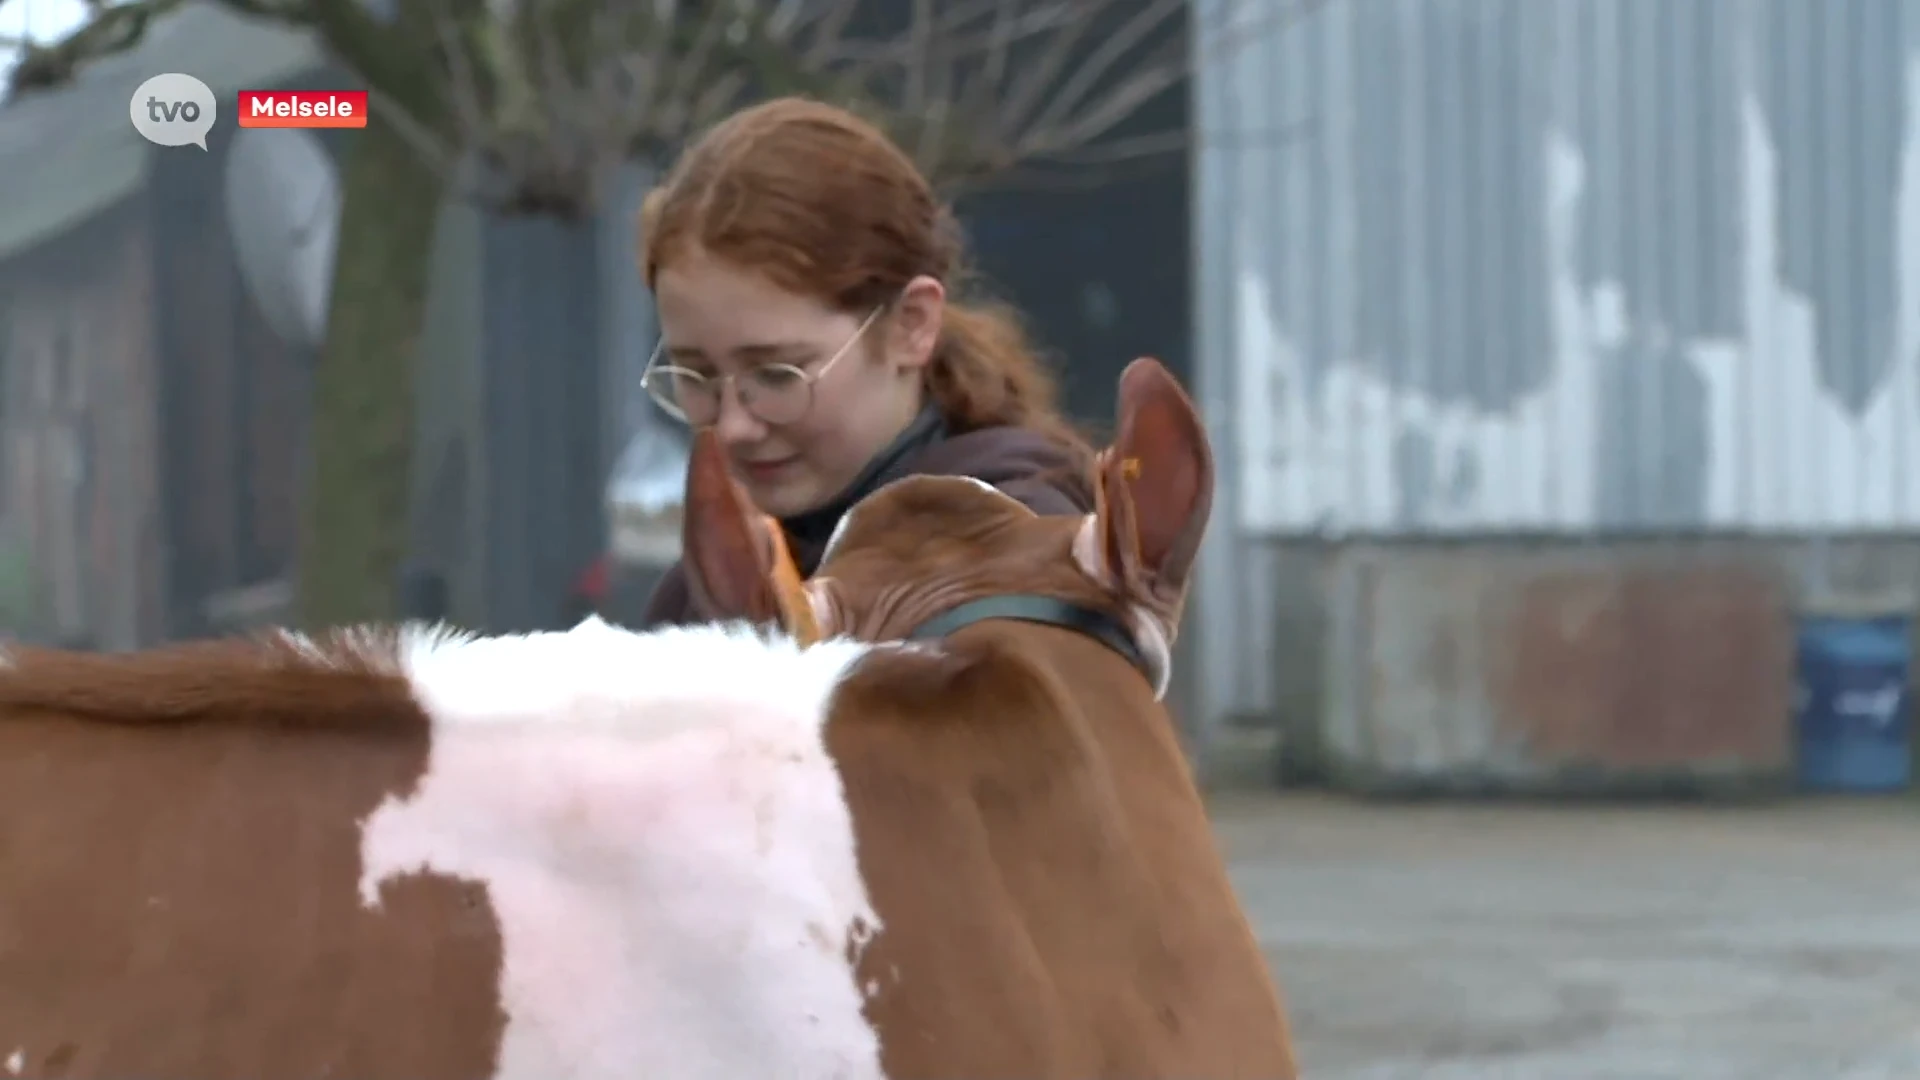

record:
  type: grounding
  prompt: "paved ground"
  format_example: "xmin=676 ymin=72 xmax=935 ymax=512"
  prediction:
xmin=1210 ymin=793 xmax=1920 ymax=1079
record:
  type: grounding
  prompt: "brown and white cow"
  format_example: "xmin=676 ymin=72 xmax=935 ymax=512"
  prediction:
xmin=0 ymin=359 xmax=1294 ymax=1079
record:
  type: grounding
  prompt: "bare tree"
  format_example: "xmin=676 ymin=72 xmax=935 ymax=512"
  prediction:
xmin=1 ymin=0 xmax=1313 ymax=629
xmin=404 ymin=0 xmax=1319 ymax=202
xmin=7 ymin=0 xmax=1310 ymax=210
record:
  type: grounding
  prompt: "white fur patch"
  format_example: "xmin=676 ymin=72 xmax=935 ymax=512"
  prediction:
xmin=358 ymin=617 xmax=887 ymax=1080
xmin=960 ymin=477 xmax=1037 ymax=515
xmin=1130 ymin=612 xmax=1174 ymax=702
xmin=819 ymin=510 xmax=856 ymax=567
xmin=821 ymin=477 xmax=1032 ymax=568
xmin=1071 ymin=516 xmax=1174 ymax=701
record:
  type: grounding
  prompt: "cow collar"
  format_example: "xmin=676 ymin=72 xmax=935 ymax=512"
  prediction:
xmin=903 ymin=594 xmax=1152 ymax=686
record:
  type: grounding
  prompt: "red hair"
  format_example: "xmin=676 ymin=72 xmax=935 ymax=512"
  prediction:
xmin=638 ymin=97 xmax=1092 ymax=464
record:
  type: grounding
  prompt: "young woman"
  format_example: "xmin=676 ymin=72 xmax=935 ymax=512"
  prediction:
xmin=635 ymin=96 xmax=1096 ymax=629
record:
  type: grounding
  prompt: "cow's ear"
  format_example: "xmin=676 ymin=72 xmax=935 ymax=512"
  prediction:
xmin=1076 ymin=358 xmax=1214 ymax=622
xmin=763 ymin=522 xmax=822 ymax=645
xmin=681 ymin=430 xmax=817 ymax=642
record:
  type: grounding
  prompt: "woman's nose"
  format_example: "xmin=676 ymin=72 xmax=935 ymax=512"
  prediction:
xmin=711 ymin=379 xmax=767 ymax=446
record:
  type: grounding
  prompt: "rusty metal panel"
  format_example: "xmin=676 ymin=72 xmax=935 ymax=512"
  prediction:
xmin=1488 ymin=563 xmax=1793 ymax=771
xmin=1324 ymin=544 xmax=1794 ymax=791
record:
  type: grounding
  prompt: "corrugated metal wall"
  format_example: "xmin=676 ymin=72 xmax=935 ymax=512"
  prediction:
xmin=1195 ymin=0 xmax=1920 ymax=536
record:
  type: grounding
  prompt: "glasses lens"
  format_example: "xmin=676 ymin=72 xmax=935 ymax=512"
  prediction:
xmin=644 ymin=367 xmax=720 ymax=425
xmin=740 ymin=364 xmax=813 ymax=425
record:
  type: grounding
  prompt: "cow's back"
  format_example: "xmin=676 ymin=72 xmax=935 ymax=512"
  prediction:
xmin=0 ymin=623 xmax=909 ymax=1080
xmin=825 ymin=623 xmax=1297 ymax=1079
xmin=0 ymin=635 xmax=505 ymax=1079
xmin=0 ymin=618 xmax=1290 ymax=1079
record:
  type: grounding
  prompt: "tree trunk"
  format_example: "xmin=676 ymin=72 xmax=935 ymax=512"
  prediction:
xmin=293 ymin=111 xmax=445 ymax=629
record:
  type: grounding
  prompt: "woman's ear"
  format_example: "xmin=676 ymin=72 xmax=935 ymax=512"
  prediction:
xmin=889 ymin=274 xmax=946 ymax=372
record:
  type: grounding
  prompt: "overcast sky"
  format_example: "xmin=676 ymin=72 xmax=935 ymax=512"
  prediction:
xmin=0 ymin=0 xmax=89 ymax=88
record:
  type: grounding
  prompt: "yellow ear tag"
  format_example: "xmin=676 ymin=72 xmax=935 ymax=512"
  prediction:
xmin=762 ymin=518 xmax=821 ymax=646
xmin=1120 ymin=456 xmax=1143 ymax=481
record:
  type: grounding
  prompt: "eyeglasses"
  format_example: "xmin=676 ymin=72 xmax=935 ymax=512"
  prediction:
xmin=640 ymin=306 xmax=886 ymax=427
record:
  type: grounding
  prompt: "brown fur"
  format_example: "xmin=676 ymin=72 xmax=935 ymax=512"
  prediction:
xmin=808 ymin=475 xmax=1114 ymax=644
xmin=0 ymin=631 xmax=507 ymax=1079
xmin=829 ymin=631 xmax=1296 ymax=1078
xmin=685 ymin=357 xmax=1300 ymax=1078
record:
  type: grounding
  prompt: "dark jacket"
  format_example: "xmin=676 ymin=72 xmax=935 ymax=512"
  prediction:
xmin=637 ymin=408 xmax=1093 ymax=629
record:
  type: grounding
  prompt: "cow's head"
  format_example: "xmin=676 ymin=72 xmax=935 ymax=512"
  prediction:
xmin=681 ymin=357 xmax=1212 ymax=699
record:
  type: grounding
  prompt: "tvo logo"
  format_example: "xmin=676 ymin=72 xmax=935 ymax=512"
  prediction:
xmin=129 ymin=72 xmax=216 ymax=150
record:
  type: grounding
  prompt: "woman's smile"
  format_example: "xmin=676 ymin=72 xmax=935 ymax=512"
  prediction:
xmin=737 ymin=456 xmax=799 ymax=483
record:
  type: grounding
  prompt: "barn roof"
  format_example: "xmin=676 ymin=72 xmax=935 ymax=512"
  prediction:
xmin=0 ymin=2 xmax=322 ymax=260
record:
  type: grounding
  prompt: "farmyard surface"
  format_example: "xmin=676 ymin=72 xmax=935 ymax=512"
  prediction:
xmin=1214 ymin=793 xmax=1920 ymax=1080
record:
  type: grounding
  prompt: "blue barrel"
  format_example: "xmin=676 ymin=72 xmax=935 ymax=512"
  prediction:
xmin=1794 ymin=611 xmax=1913 ymax=792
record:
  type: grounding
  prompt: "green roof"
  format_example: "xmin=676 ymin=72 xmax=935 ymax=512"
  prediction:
xmin=0 ymin=2 xmax=324 ymax=259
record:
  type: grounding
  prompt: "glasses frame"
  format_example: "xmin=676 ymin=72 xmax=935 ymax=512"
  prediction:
xmin=640 ymin=305 xmax=887 ymax=427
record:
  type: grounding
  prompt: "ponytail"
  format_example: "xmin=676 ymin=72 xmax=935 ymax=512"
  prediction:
xmin=925 ymin=298 xmax=1096 ymax=468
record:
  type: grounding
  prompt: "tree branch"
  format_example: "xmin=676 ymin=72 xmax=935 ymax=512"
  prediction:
xmin=5 ymin=0 xmax=183 ymax=93
xmin=201 ymin=0 xmax=310 ymax=19
xmin=16 ymin=0 xmax=1324 ymax=212
xmin=854 ymin=0 xmax=1328 ymax=194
